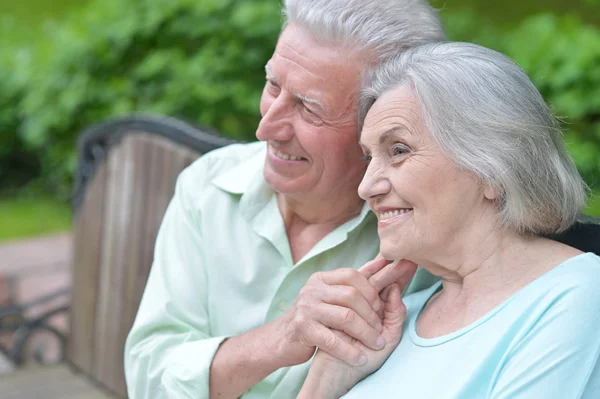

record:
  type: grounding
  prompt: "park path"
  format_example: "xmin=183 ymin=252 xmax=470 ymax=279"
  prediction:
xmin=0 ymin=233 xmax=72 ymax=373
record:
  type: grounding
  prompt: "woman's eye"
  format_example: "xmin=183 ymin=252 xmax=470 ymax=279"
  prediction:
xmin=391 ymin=144 xmax=409 ymax=157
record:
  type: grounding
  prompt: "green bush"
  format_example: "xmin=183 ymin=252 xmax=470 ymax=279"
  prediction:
xmin=443 ymin=10 xmax=600 ymax=186
xmin=12 ymin=0 xmax=282 ymax=195
xmin=0 ymin=47 xmax=42 ymax=192
xmin=505 ymin=14 xmax=600 ymax=185
xmin=1 ymin=2 xmax=599 ymax=196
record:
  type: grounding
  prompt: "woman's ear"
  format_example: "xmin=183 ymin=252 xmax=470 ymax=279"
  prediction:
xmin=483 ymin=184 xmax=499 ymax=200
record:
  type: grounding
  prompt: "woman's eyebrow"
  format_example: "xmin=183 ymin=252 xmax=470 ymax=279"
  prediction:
xmin=359 ymin=126 xmax=408 ymax=149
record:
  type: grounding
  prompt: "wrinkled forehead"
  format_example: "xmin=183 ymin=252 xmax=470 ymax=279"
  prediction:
xmin=270 ymin=25 xmax=367 ymax=111
xmin=361 ymin=86 xmax=424 ymax=142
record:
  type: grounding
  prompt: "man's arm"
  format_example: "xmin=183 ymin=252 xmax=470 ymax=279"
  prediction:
xmin=124 ymin=168 xmax=223 ymax=398
xmin=125 ymin=167 xmax=411 ymax=398
xmin=210 ymin=259 xmax=418 ymax=399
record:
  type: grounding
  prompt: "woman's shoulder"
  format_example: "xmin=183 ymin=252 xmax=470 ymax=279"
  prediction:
xmin=521 ymin=252 xmax=600 ymax=315
xmin=545 ymin=252 xmax=600 ymax=287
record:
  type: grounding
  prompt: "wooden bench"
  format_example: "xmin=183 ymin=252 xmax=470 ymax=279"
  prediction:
xmin=0 ymin=113 xmax=598 ymax=398
xmin=0 ymin=114 xmax=233 ymax=398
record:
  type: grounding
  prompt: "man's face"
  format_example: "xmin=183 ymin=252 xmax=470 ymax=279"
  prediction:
xmin=256 ymin=25 xmax=367 ymax=198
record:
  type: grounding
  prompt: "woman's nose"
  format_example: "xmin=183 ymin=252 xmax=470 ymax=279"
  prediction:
xmin=358 ymin=161 xmax=392 ymax=201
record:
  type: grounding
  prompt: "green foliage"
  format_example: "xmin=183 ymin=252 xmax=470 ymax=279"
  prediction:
xmin=1 ymin=2 xmax=599 ymax=197
xmin=5 ymin=0 xmax=282 ymax=195
xmin=444 ymin=10 xmax=600 ymax=186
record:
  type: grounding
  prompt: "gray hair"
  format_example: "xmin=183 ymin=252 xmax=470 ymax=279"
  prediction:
xmin=283 ymin=0 xmax=446 ymax=66
xmin=359 ymin=42 xmax=587 ymax=235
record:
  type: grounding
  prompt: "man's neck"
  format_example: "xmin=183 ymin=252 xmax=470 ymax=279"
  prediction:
xmin=276 ymin=192 xmax=365 ymax=263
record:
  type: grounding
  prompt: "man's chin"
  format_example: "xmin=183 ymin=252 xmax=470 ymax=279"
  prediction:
xmin=263 ymin=169 xmax=307 ymax=195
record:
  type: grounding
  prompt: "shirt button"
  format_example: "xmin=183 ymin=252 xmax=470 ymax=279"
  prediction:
xmin=278 ymin=300 xmax=288 ymax=312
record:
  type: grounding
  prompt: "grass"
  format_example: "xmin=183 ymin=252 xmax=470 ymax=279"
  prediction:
xmin=0 ymin=197 xmax=72 ymax=242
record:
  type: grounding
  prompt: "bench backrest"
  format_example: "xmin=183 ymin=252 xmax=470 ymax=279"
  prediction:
xmin=68 ymin=115 xmax=233 ymax=397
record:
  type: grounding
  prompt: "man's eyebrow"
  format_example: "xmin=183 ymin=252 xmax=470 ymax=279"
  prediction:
xmin=359 ymin=126 xmax=408 ymax=149
xmin=265 ymin=64 xmax=276 ymax=81
xmin=296 ymin=93 xmax=327 ymax=113
xmin=265 ymin=64 xmax=327 ymax=113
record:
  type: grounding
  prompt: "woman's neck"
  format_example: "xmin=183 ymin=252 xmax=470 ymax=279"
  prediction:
xmin=414 ymin=231 xmax=582 ymax=338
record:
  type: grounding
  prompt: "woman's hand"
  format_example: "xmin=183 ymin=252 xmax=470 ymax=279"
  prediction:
xmin=298 ymin=259 xmax=417 ymax=399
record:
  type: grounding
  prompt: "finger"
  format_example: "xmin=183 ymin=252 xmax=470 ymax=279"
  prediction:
xmin=316 ymin=268 xmax=381 ymax=312
xmin=393 ymin=260 xmax=419 ymax=293
xmin=316 ymin=303 xmax=385 ymax=351
xmin=319 ymin=285 xmax=383 ymax=331
xmin=357 ymin=256 xmax=391 ymax=280
xmin=312 ymin=325 xmax=367 ymax=366
xmin=368 ymin=259 xmax=418 ymax=293
xmin=377 ymin=284 xmax=394 ymax=319
xmin=382 ymin=284 xmax=407 ymax=343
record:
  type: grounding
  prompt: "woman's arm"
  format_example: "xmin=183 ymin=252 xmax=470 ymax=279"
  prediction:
xmin=298 ymin=281 xmax=409 ymax=399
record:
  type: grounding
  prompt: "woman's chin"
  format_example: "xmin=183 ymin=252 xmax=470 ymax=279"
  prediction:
xmin=379 ymin=242 xmax=406 ymax=261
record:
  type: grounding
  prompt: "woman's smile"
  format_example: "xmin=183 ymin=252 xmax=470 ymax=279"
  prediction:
xmin=376 ymin=208 xmax=413 ymax=228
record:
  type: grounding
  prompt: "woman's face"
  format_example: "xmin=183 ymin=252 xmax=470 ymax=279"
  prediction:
xmin=358 ymin=85 xmax=490 ymax=261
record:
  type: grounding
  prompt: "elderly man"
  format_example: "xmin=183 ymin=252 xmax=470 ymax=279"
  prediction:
xmin=124 ymin=0 xmax=446 ymax=398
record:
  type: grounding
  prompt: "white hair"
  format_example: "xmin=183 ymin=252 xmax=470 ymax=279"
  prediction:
xmin=283 ymin=0 xmax=446 ymax=65
xmin=359 ymin=42 xmax=587 ymax=234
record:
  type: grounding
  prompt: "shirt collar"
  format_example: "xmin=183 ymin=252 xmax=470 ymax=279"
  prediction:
xmin=211 ymin=141 xmax=374 ymax=244
xmin=211 ymin=142 xmax=267 ymax=195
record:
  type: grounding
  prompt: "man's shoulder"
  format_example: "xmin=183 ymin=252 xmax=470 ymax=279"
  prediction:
xmin=184 ymin=141 xmax=265 ymax=178
xmin=179 ymin=141 xmax=264 ymax=187
xmin=174 ymin=141 xmax=265 ymax=208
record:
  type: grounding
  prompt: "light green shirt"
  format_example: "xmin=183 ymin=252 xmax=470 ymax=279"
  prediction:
xmin=124 ymin=141 xmax=437 ymax=399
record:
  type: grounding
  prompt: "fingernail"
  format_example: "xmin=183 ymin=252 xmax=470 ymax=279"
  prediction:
xmin=358 ymin=355 xmax=367 ymax=365
xmin=375 ymin=322 xmax=383 ymax=333
xmin=376 ymin=336 xmax=386 ymax=348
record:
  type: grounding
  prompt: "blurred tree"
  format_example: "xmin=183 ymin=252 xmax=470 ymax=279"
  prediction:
xmin=1 ymin=0 xmax=599 ymax=197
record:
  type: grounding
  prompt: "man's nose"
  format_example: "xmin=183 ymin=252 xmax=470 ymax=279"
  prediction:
xmin=358 ymin=161 xmax=392 ymax=201
xmin=256 ymin=94 xmax=294 ymax=142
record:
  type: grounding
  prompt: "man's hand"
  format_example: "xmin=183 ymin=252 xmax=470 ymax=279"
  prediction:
xmin=274 ymin=257 xmax=417 ymax=367
xmin=298 ymin=259 xmax=418 ymax=399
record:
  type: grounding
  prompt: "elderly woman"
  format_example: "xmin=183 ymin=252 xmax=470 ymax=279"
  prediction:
xmin=298 ymin=42 xmax=600 ymax=398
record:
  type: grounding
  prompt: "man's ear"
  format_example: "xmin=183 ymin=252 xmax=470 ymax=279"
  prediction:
xmin=483 ymin=184 xmax=499 ymax=200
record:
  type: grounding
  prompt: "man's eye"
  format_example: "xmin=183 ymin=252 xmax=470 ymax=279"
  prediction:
xmin=302 ymin=106 xmax=323 ymax=126
xmin=267 ymin=80 xmax=280 ymax=93
xmin=360 ymin=154 xmax=372 ymax=163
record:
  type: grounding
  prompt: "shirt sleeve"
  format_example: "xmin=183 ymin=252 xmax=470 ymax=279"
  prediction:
xmin=489 ymin=282 xmax=600 ymax=399
xmin=124 ymin=165 xmax=227 ymax=399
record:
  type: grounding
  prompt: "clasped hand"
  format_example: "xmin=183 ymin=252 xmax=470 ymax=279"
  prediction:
xmin=276 ymin=257 xmax=417 ymax=371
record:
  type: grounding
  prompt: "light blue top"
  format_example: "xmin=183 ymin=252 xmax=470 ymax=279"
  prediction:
xmin=344 ymin=252 xmax=600 ymax=399
xmin=124 ymin=141 xmax=438 ymax=399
